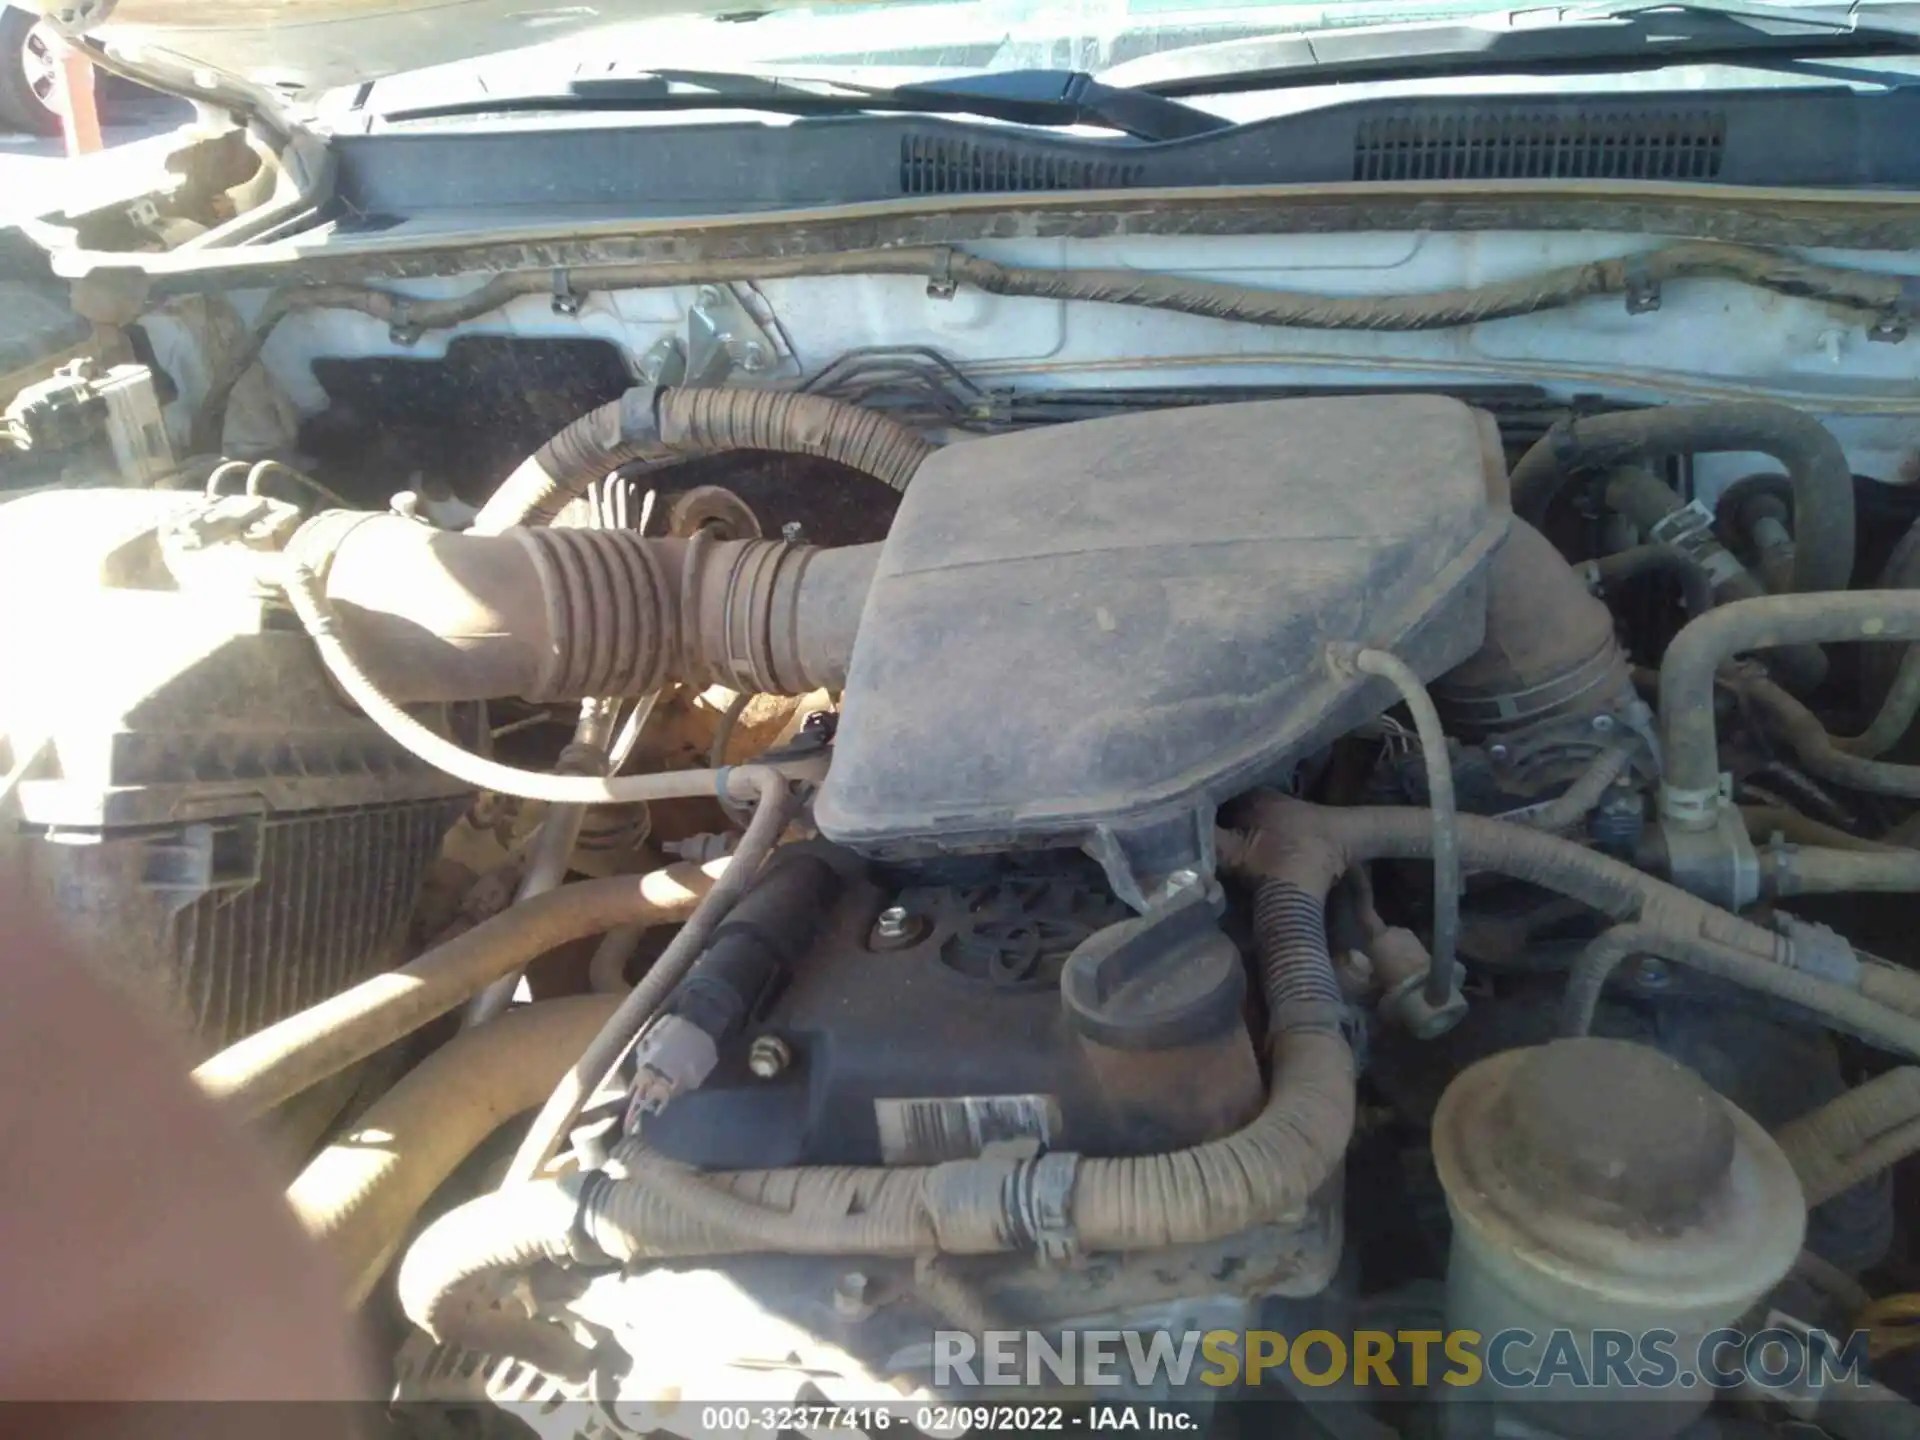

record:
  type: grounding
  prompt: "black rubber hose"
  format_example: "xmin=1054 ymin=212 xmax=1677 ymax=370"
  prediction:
xmin=1599 ymin=467 xmax=1826 ymax=688
xmin=1735 ymin=674 xmax=1920 ymax=801
xmin=1661 ymin=594 xmax=1920 ymax=826
xmin=1591 ymin=543 xmax=1715 ymax=621
xmin=1510 ymin=403 xmax=1856 ymax=597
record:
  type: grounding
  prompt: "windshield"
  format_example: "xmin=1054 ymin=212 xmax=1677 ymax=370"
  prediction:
xmin=338 ymin=0 xmax=1920 ymax=125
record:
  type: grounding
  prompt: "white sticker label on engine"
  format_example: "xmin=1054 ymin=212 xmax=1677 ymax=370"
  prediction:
xmin=874 ymin=1094 xmax=1061 ymax=1164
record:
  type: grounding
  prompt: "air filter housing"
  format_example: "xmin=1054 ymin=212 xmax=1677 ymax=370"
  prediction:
xmin=815 ymin=396 xmax=1511 ymax=907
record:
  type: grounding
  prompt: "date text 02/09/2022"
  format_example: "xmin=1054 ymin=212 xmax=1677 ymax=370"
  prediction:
xmin=693 ymin=1405 xmax=1199 ymax=1434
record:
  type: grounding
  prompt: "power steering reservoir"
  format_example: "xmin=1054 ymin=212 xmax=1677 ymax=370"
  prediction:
xmin=1431 ymin=1038 xmax=1805 ymax=1438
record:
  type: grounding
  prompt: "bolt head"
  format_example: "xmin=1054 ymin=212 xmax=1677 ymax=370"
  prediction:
xmin=1488 ymin=743 xmax=1511 ymax=762
xmin=696 ymin=285 xmax=722 ymax=308
xmin=747 ymin=1034 xmax=791 ymax=1078
xmin=781 ymin=521 xmax=805 ymax=544
xmin=876 ymin=905 xmax=911 ymax=940
xmin=1591 ymin=715 xmax=1616 ymax=734
xmin=1635 ymin=958 xmax=1671 ymax=989
xmin=740 ymin=341 xmax=768 ymax=372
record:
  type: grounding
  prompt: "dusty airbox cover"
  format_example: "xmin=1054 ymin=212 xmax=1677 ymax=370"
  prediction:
xmin=814 ymin=396 xmax=1511 ymax=904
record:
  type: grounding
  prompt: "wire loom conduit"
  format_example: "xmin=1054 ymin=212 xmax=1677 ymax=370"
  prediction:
xmin=1220 ymin=795 xmax=1781 ymax=953
xmin=501 ymin=775 xmax=795 ymax=1187
xmin=1560 ymin=924 xmax=1920 ymax=1058
xmin=1775 ymin=1068 xmax=1920 ymax=1207
xmin=188 ymin=241 xmax=1917 ymax=452
xmin=396 ymin=819 xmax=1358 ymax=1377
xmin=192 ymin=863 xmax=725 ymax=1118
xmin=471 ymin=385 xmax=936 ymax=535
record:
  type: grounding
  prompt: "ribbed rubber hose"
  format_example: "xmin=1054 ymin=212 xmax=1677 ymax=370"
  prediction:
xmin=501 ymin=776 xmax=795 ymax=1186
xmin=281 ymin=558 xmax=786 ymax=808
xmin=1351 ymin=648 xmax=1458 ymax=1009
xmin=1560 ymin=924 xmax=1920 ymax=1059
xmin=288 ymin=994 xmax=620 ymax=1305
xmin=470 ymin=386 xmax=935 ymax=535
xmin=192 ymin=864 xmax=723 ymax=1118
xmin=1251 ymin=883 xmax=1347 ymax=1033
xmin=1776 ymin=1068 xmax=1920 ymax=1207
xmin=1510 ymin=402 xmax=1856 ymax=597
xmin=397 ymin=837 xmax=1356 ymax=1367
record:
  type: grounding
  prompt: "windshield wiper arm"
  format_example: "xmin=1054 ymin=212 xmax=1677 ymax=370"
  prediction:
xmin=1103 ymin=3 xmax=1920 ymax=95
xmin=382 ymin=68 xmax=1231 ymax=142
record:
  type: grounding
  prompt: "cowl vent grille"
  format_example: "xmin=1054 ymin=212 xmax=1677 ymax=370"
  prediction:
xmin=900 ymin=134 xmax=1146 ymax=194
xmin=1353 ymin=109 xmax=1726 ymax=182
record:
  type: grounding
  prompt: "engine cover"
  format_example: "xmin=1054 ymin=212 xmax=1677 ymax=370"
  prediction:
xmin=644 ymin=851 xmax=1261 ymax=1170
xmin=815 ymin=395 xmax=1510 ymax=906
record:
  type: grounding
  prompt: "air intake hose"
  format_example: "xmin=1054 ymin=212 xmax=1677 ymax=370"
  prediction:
xmin=290 ymin=512 xmax=881 ymax=702
xmin=395 ymin=826 xmax=1356 ymax=1374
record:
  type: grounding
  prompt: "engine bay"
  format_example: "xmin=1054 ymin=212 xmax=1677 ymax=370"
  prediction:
xmin=7 ymin=230 xmax=1920 ymax=1439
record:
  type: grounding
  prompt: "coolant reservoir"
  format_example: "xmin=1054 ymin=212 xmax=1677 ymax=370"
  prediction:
xmin=1431 ymin=1039 xmax=1804 ymax=1438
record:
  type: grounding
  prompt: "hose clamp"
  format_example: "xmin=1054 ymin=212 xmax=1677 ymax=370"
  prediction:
xmin=1649 ymin=500 xmax=1743 ymax=586
xmin=1621 ymin=255 xmax=1662 ymax=315
xmin=1662 ymin=804 xmax=1759 ymax=909
xmin=927 ymin=249 xmax=959 ymax=301
xmin=1869 ymin=278 xmax=1920 ymax=343
xmin=1005 ymin=1152 xmax=1080 ymax=1265
xmin=387 ymin=301 xmax=420 ymax=347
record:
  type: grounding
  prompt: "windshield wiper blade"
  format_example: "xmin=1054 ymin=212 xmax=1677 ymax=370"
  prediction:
xmin=1103 ymin=3 xmax=1920 ymax=95
xmin=382 ymin=67 xmax=1231 ymax=142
